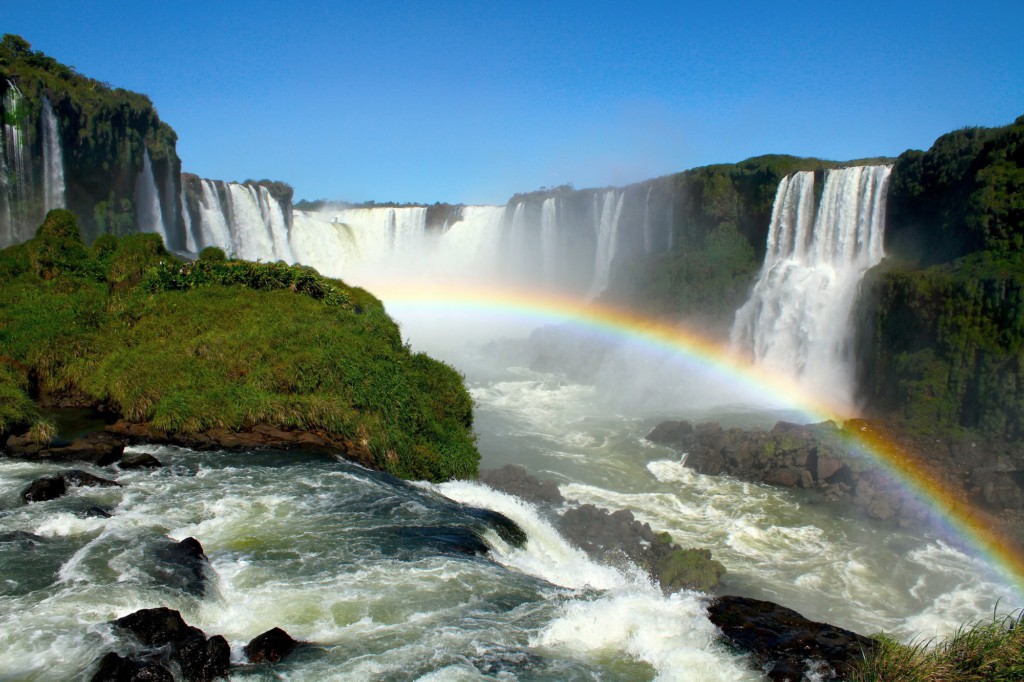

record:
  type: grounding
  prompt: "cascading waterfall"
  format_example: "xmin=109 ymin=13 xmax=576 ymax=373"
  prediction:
xmin=134 ymin=149 xmax=168 ymax=243
xmin=40 ymin=96 xmax=65 ymax=212
xmin=2 ymin=82 xmax=33 ymax=245
xmin=540 ymin=197 xmax=559 ymax=279
xmin=587 ymin=189 xmax=625 ymax=299
xmin=730 ymin=165 xmax=893 ymax=406
xmin=187 ymin=179 xmax=293 ymax=261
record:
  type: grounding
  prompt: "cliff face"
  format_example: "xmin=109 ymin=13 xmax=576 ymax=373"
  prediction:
xmin=0 ymin=34 xmax=182 ymax=248
xmin=856 ymin=117 xmax=1024 ymax=437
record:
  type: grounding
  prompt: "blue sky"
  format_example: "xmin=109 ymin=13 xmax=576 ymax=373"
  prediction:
xmin=6 ymin=1 xmax=1023 ymax=204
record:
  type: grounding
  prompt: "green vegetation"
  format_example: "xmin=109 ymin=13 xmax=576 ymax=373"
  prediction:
xmin=887 ymin=116 xmax=1024 ymax=265
xmin=0 ymin=210 xmax=479 ymax=481
xmin=1 ymin=34 xmax=180 ymax=244
xmin=851 ymin=611 xmax=1024 ymax=681
xmin=857 ymin=116 xmax=1024 ymax=439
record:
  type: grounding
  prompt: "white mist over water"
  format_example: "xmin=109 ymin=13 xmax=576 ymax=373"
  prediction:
xmin=730 ymin=165 xmax=893 ymax=408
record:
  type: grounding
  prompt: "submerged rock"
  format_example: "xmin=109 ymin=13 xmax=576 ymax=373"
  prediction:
xmin=119 ymin=452 xmax=162 ymax=470
xmin=479 ymin=464 xmax=564 ymax=504
xmin=462 ymin=506 xmax=528 ymax=547
xmin=21 ymin=475 xmax=67 ymax=503
xmin=243 ymin=627 xmax=299 ymax=664
xmin=393 ymin=525 xmax=491 ymax=557
xmin=153 ymin=537 xmax=211 ymax=597
xmin=90 ymin=651 xmax=173 ymax=682
xmin=22 ymin=470 xmax=121 ymax=504
xmin=707 ymin=595 xmax=875 ymax=681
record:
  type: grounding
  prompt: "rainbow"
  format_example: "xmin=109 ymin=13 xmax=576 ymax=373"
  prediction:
xmin=373 ymin=279 xmax=1024 ymax=599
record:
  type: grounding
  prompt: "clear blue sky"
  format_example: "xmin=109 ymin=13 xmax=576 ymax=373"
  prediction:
xmin=6 ymin=1 xmax=1023 ymax=204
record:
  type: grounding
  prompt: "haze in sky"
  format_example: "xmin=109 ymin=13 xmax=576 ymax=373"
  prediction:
xmin=6 ymin=1 xmax=1022 ymax=204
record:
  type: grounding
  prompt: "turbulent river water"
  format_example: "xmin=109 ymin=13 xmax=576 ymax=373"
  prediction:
xmin=1 ymin=315 xmax=1017 ymax=681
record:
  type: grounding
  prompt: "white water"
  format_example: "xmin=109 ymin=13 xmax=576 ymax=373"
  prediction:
xmin=134 ymin=149 xmax=168 ymax=243
xmin=588 ymin=190 xmax=626 ymax=299
xmin=40 ymin=97 xmax=65 ymax=212
xmin=2 ymin=82 xmax=32 ymax=246
xmin=730 ymin=165 xmax=893 ymax=408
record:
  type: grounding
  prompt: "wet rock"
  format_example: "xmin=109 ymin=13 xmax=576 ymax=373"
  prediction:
xmin=6 ymin=431 xmax=125 ymax=465
xmin=462 ymin=506 xmax=528 ymax=547
xmin=63 ymin=469 xmax=121 ymax=488
xmin=176 ymin=634 xmax=230 ymax=682
xmin=557 ymin=503 xmax=725 ymax=592
xmin=654 ymin=548 xmax=726 ymax=593
xmin=90 ymin=651 xmax=173 ymax=682
xmin=119 ymin=452 xmax=163 ymax=470
xmin=243 ymin=627 xmax=299 ymax=664
xmin=479 ymin=464 xmax=564 ymax=504
xmin=153 ymin=537 xmax=211 ymax=597
xmin=393 ymin=525 xmax=491 ymax=557
xmin=114 ymin=607 xmax=204 ymax=647
xmin=112 ymin=608 xmax=229 ymax=682
xmin=0 ymin=530 xmax=44 ymax=547
xmin=21 ymin=475 xmax=67 ymax=503
xmin=22 ymin=470 xmax=121 ymax=504
xmin=81 ymin=504 xmax=114 ymax=518
xmin=707 ymin=595 xmax=874 ymax=681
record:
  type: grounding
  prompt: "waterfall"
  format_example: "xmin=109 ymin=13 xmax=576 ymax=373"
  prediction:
xmin=540 ymin=197 xmax=559 ymax=279
xmin=642 ymin=186 xmax=653 ymax=254
xmin=730 ymin=165 xmax=893 ymax=406
xmin=2 ymin=82 xmax=33 ymax=245
xmin=288 ymin=205 xmax=504 ymax=284
xmin=587 ymin=189 xmax=625 ymax=299
xmin=186 ymin=179 xmax=294 ymax=261
xmin=134 ymin=149 xmax=168 ymax=243
xmin=40 ymin=97 xmax=65 ymax=212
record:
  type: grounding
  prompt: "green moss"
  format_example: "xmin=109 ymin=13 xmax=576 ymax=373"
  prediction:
xmin=653 ymin=547 xmax=726 ymax=592
xmin=0 ymin=213 xmax=479 ymax=481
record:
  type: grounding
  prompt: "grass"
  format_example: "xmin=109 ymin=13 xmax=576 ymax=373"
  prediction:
xmin=851 ymin=610 xmax=1024 ymax=681
xmin=0 ymin=210 xmax=479 ymax=481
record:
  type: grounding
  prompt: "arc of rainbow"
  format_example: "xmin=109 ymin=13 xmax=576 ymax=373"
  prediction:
xmin=372 ymin=279 xmax=1024 ymax=599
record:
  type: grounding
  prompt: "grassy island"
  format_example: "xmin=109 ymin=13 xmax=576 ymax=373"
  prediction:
xmin=0 ymin=210 xmax=479 ymax=481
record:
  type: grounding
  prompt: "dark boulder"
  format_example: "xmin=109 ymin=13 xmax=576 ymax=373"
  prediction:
xmin=153 ymin=537 xmax=211 ymax=596
xmin=111 ymin=608 xmax=229 ymax=682
xmin=176 ymin=634 xmax=230 ymax=682
xmin=393 ymin=525 xmax=491 ymax=557
xmin=707 ymin=595 xmax=874 ymax=681
xmin=479 ymin=464 xmax=564 ymax=504
xmin=90 ymin=651 xmax=173 ymax=682
xmin=22 ymin=475 xmax=67 ymax=503
xmin=114 ymin=608 xmax=204 ymax=648
xmin=6 ymin=431 xmax=126 ymax=465
xmin=119 ymin=452 xmax=163 ymax=470
xmin=243 ymin=627 xmax=299 ymax=664
xmin=63 ymin=470 xmax=121 ymax=488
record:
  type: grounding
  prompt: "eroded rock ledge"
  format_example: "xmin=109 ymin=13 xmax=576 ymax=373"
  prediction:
xmin=646 ymin=418 xmax=1024 ymax=549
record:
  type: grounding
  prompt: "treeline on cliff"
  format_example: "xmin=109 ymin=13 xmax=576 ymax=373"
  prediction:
xmin=0 ymin=210 xmax=479 ymax=481
xmin=857 ymin=116 xmax=1024 ymax=439
xmin=600 ymin=155 xmax=888 ymax=329
xmin=0 ymin=34 xmax=181 ymax=245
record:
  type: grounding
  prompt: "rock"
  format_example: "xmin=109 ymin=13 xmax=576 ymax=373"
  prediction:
xmin=645 ymin=420 xmax=695 ymax=445
xmin=393 ymin=525 xmax=491 ymax=557
xmin=0 ymin=530 xmax=44 ymax=547
xmin=21 ymin=475 xmax=67 ymax=503
xmin=479 ymin=464 xmax=563 ymax=504
xmin=653 ymin=548 xmax=726 ymax=592
xmin=765 ymin=467 xmax=803 ymax=488
xmin=63 ymin=470 xmax=121 ymax=488
xmin=176 ymin=634 xmax=230 ymax=682
xmin=810 ymin=453 xmax=843 ymax=481
xmin=114 ymin=608 xmax=204 ymax=648
xmin=462 ymin=506 xmax=528 ymax=547
xmin=243 ymin=627 xmax=299 ymax=664
xmin=706 ymin=595 xmax=874 ymax=681
xmin=90 ymin=651 xmax=173 ymax=682
xmin=111 ymin=608 xmax=230 ymax=682
xmin=5 ymin=432 xmax=126 ymax=465
xmin=119 ymin=452 xmax=163 ymax=470
xmin=867 ymin=498 xmax=894 ymax=521
xmin=153 ymin=537 xmax=211 ymax=596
